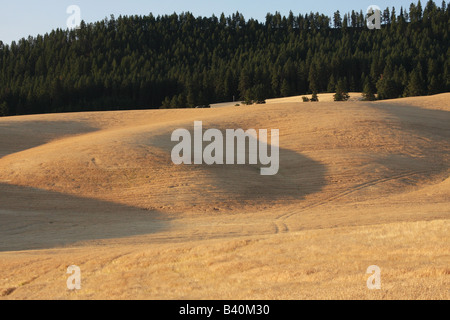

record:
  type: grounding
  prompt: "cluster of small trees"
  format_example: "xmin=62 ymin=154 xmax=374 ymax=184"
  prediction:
xmin=0 ymin=1 xmax=448 ymax=116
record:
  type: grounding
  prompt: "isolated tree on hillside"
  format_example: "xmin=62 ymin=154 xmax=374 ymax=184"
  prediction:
xmin=311 ymin=92 xmax=319 ymax=102
xmin=334 ymin=78 xmax=350 ymax=101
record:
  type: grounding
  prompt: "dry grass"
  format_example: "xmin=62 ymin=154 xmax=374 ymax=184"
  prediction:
xmin=0 ymin=93 xmax=449 ymax=300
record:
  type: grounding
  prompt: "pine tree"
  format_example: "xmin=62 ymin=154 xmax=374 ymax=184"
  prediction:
xmin=377 ymin=77 xmax=400 ymax=100
xmin=343 ymin=13 xmax=349 ymax=30
xmin=428 ymin=75 xmax=442 ymax=94
xmin=417 ymin=0 xmax=423 ymax=19
xmin=383 ymin=8 xmax=391 ymax=25
xmin=333 ymin=11 xmax=342 ymax=28
xmin=362 ymin=77 xmax=376 ymax=101
xmin=280 ymin=79 xmax=292 ymax=97
xmin=445 ymin=60 xmax=450 ymax=92
xmin=0 ymin=102 xmax=8 ymax=117
xmin=327 ymin=75 xmax=336 ymax=93
xmin=406 ymin=64 xmax=426 ymax=97
xmin=308 ymin=61 xmax=320 ymax=94
xmin=334 ymin=78 xmax=350 ymax=101
xmin=161 ymin=96 xmax=172 ymax=108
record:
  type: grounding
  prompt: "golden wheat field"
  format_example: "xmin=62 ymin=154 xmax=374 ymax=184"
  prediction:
xmin=0 ymin=93 xmax=449 ymax=300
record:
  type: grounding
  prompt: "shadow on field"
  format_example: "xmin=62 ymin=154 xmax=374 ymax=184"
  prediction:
xmin=146 ymin=122 xmax=327 ymax=206
xmin=0 ymin=120 xmax=98 ymax=158
xmin=371 ymin=102 xmax=450 ymax=142
xmin=369 ymin=102 xmax=450 ymax=172
xmin=0 ymin=183 xmax=169 ymax=252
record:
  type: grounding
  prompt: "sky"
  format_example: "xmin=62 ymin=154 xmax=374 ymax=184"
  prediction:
xmin=0 ymin=0 xmax=423 ymax=44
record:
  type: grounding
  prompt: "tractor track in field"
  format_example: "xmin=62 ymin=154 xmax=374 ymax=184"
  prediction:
xmin=275 ymin=169 xmax=440 ymax=228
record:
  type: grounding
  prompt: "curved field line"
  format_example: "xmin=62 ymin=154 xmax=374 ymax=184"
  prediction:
xmin=276 ymin=169 xmax=435 ymax=221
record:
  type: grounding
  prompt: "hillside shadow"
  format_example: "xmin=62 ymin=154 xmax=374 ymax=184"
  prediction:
xmin=0 ymin=183 xmax=169 ymax=252
xmin=146 ymin=122 xmax=328 ymax=207
xmin=369 ymin=102 xmax=450 ymax=171
xmin=0 ymin=118 xmax=328 ymax=251
xmin=0 ymin=120 xmax=98 ymax=158
xmin=370 ymin=102 xmax=450 ymax=141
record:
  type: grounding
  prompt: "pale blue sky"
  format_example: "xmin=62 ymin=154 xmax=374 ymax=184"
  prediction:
xmin=0 ymin=0 xmax=422 ymax=44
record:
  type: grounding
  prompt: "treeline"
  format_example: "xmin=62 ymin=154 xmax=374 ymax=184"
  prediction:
xmin=0 ymin=0 xmax=449 ymax=116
